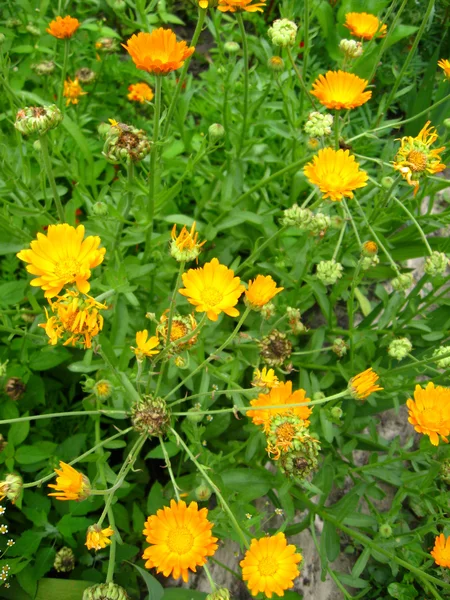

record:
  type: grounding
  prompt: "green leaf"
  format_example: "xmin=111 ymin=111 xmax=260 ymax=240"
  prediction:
xmin=221 ymin=468 xmax=273 ymax=502
xmin=163 ymin=590 xmax=208 ymax=600
xmin=29 ymin=347 xmax=72 ymax=371
xmin=321 ymin=521 xmax=340 ymax=562
xmin=129 ymin=563 xmax=164 ymax=600
xmin=388 ymin=582 xmax=419 ymax=599
xmin=0 ymin=281 xmax=27 ymax=307
xmin=145 ymin=441 xmax=180 ymax=459
xmin=9 ymin=417 xmax=30 ymax=446
xmin=354 ymin=287 xmax=372 ymax=317
xmin=15 ymin=442 xmax=57 ymax=464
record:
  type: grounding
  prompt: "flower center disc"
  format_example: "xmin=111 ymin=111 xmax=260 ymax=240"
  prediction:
xmin=171 ymin=321 xmax=188 ymax=341
xmin=258 ymin=557 xmax=279 ymax=576
xmin=276 ymin=422 xmax=296 ymax=444
xmin=55 ymin=258 xmax=81 ymax=281
xmin=201 ymin=288 xmax=223 ymax=307
xmin=407 ymin=150 xmax=427 ymax=172
xmin=167 ymin=527 xmax=194 ymax=555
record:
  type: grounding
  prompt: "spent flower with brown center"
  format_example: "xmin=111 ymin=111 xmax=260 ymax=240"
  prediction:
xmin=103 ymin=120 xmax=151 ymax=163
xmin=259 ymin=329 xmax=292 ymax=367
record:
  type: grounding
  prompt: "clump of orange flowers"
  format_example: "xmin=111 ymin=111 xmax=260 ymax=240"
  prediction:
xmin=47 ymin=15 xmax=80 ymax=39
xmin=127 ymin=82 xmax=154 ymax=103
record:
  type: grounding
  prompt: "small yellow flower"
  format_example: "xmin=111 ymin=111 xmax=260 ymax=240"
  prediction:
xmin=179 ymin=258 xmax=245 ymax=321
xmin=245 ymin=275 xmax=283 ymax=310
xmin=85 ymin=524 xmax=114 ymax=551
xmin=93 ymin=380 xmax=113 ymax=399
xmin=407 ymin=382 xmax=450 ymax=446
xmin=63 ymin=77 xmax=87 ymax=106
xmin=127 ymin=82 xmax=154 ymax=103
xmin=48 ymin=462 xmax=91 ymax=501
xmin=348 ymin=368 xmax=383 ymax=400
xmin=171 ymin=222 xmax=205 ymax=262
xmin=198 ymin=0 xmax=219 ymax=7
xmin=240 ymin=532 xmax=302 ymax=598
xmin=393 ymin=121 xmax=446 ymax=196
xmin=304 ymin=147 xmax=368 ymax=201
xmin=362 ymin=241 xmax=378 ymax=255
xmin=431 ymin=534 xmax=450 ymax=567
xmin=311 ymin=70 xmax=372 ymax=110
xmin=252 ymin=367 xmax=280 ymax=389
xmin=132 ymin=330 xmax=160 ymax=360
xmin=344 ymin=12 xmax=387 ymax=40
xmin=247 ymin=381 xmax=312 ymax=432
xmin=218 ymin=0 xmax=266 ymax=11
xmin=438 ymin=58 xmax=450 ymax=80
xmin=47 ymin=15 xmax=80 ymax=39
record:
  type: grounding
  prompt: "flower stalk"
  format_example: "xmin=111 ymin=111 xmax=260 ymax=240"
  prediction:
xmin=39 ymin=134 xmax=65 ymax=221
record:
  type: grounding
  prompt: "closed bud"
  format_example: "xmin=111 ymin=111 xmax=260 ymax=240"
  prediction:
xmin=208 ymin=123 xmax=225 ymax=142
xmin=93 ymin=201 xmax=108 ymax=216
xmin=54 ymin=546 xmax=75 ymax=572
xmin=379 ymin=523 xmax=392 ymax=538
xmin=339 ymin=39 xmax=363 ymax=58
xmin=307 ymin=137 xmax=320 ymax=150
xmin=388 ymin=338 xmax=412 ymax=361
xmin=260 ymin=302 xmax=276 ymax=320
xmin=316 ymin=260 xmax=343 ymax=286
xmin=424 ymin=251 xmax=449 ymax=277
xmin=15 ymin=104 xmax=63 ymax=136
xmin=174 ymin=356 xmax=187 ymax=368
xmin=313 ymin=392 xmax=325 ymax=401
xmin=361 ymin=255 xmax=379 ymax=271
xmin=224 ymin=41 xmax=240 ymax=54
xmin=33 ymin=140 xmax=41 ymax=152
xmin=0 ymin=33 xmax=5 ymax=44
xmin=83 ymin=582 xmax=129 ymax=600
xmin=195 ymin=483 xmax=212 ymax=502
xmin=93 ymin=379 xmax=113 ymax=400
xmin=330 ymin=406 xmax=343 ymax=419
xmin=304 ymin=111 xmax=333 ymax=137
xmin=26 ymin=24 xmax=41 ymax=36
xmin=267 ymin=56 xmax=285 ymax=71
xmin=268 ymin=19 xmax=298 ymax=48
xmin=6 ymin=18 xmax=21 ymax=28
xmin=362 ymin=241 xmax=377 ymax=256
xmin=381 ymin=176 xmax=394 ymax=189
xmin=433 ymin=346 xmax=450 ymax=369
xmin=444 ymin=118 xmax=450 ymax=130
xmin=281 ymin=204 xmax=313 ymax=229
xmin=391 ymin=272 xmax=413 ymax=292
xmin=112 ymin=0 xmax=126 ymax=10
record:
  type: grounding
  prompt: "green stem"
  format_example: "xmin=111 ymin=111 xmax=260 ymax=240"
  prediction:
xmin=115 ymin=161 xmax=135 ymax=247
xmin=154 ymin=313 xmax=208 ymax=365
xmin=406 ymin=353 xmax=441 ymax=375
xmin=159 ymin=436 xmax=181 ymax=500
xmin=348 ymin=261 xmax=362 ymax=371
xmin=391 ymin=196 xmax=433 ymax=255
xmin=162 ymin=8 xmax=207 ymax=139
xmin=383 ymin=0 xmax=435 ymax=114
xmin=0 ymin=325 xmax=43 ymax=341
xmin=302 ymin=0 xmax=310 ymax=80
xmin=388 ymin=351 xmax=450 ymax=374
xmin=236 ymin=227 xmax=286 ymax=275
xmin=171 ymin=427 xmax=250 ymax=549
xmin=236 ymin=12 xmax=249 ymax=157
xmin=334 ymin=110 xmax=340 ymax=150
xmin=286 ymin=46 xmax=317 ymax=110
xmin=332 ymin=221 xmax=346 ymax=261
xmin=342 ymin=199 xmax=361 ymax=246
xmin=39 ymin=135 xmax=65 ymax=221
xmin=168 ymin=388 xmax=255 ymax=408
xmin=145 ymin=75 xmax=162 ymax=258
xmin=0 ymin=409 xmax=126 ymax=426
xmin=58 ymin=38 xmax=69 ymax=110
xmin=162 ymin=308 xmax=251 ymax=402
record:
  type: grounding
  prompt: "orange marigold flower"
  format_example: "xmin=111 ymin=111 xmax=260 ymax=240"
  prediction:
xmin=348 ymin=368 xmax=383 ymax=400
xmin=85 ymin=524 xmax=114 ymax=551
xmin=406 ymin=382 xmax=450 ymax=446
xmin=393 ymin=121 xmax=446 ymax=197
xmin=132 ymin=330 xmax=160 ymax=360
xmin=311 ymin=70 xmax=372 ymax=110
xmin=17 ymin=224 xmax=106 ymax=299
xmin=127 ymin=82 xmax=154 ymax=103
xmin=344 ymin=12 xmax=387 ymax=40
xmin=245 ymin=275 xmax=283 ymax=310
xmin=431 ymin=534 xmax=450 ymax=568
xmin=218 ymin=0 xmax=266 ymax=11
xmin=48 ymin=461 xmax=91 ymax=501
xmin=63 ymin=77 xmax=87 ymax=106
xmin=240 ymin=532 xmax=302 ymax=598
xmin=362 ymin=241 xmax=378 ymax=256
xmin=123 ymin=28 xmax=195 ymax=75
xmin=304 ymin=147 xmax=368 ymax=201
xmin=47 ymin=15 xmax=80 ymax=39
xmin=179 ymin=258 xmax=245 ymax=321
xmin=247 ymin=380 xmax=312 ymax=432
xmin=438 ymin=59 xmax=450 ymax=80
xmin=142 ymin=499 xmax=218 ymax=582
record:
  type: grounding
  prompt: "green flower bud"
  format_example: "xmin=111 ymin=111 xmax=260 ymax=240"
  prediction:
xmin=54 ymin=546 xmax=75 ymax=572
xmin=131 ymin=395 xmax=170 ymax=436
xmin=26 ymin=24 xmax=40 ymax=35
xmin=332 ymin=338 xmax=348 ymax=358
xmin=281 ymin=204 xmax=313 ymax=229
xmin=267 ymin=56 xmax=285 ymax=71
xmin=0 ymin=33 xmax=6 ymax=44
xmin=391 ymin=272 xmax=413 ymax=292
xmin=267 ymin=19 xmax=298 ymax=48
xmin=388 ymin=338 xmax=412 ymax=361
xmin=379 ymin=523 xmax=392 ymax=538
xmin=424 ymin=251 xmax=449 ymax=277
xmin=5 ymin=18 xmax=21 ymax=28
xmin=339 ymin=39 xmax=363 ymax=58
xmin=93 ymin=201 xmax=108 ymax=216
xmin=381 ymin=176 xmax=394 ymax=189
xmin=316 ymin=259 xmax=343 ymax=286
xmin=206 ymin=589 xmax=230 ymax=600
xmin=33 ymin=140 xmax=41 ymax=152
xmin=443 ymin=118 xmax=450 ymax=130
xmin=112 ymin=0 xmax=126 ymax=10
xmin=304 ymin=111 xmax=333 ymax=137
xmin=330 ymin=406 xmax=343 ymax=419
xmin=224 ymin=41 xmax=240 ymax=54
xmin=433 ymin=346 xmax=450 ymax=369
xmin=82 ymin=377 xmax=96 ymax=391
xmin=15 ymin=105 xmax=63 ymax=136
xmin=103 ymin=120 xmax=151 ymax=163
xmin=208 ymin=123 xmax=225 ymax=142
xmin=195 ymin=483 xmax=212 ymax=502
xmin=260 ymin=302 xmax=276 ymax=320
xmin=361 ymin=255 xmax=379 ymax=271
xmin=186 ymin=406 xmax=204 ymax=423
xmin=313 ymin=392 xmax=325 ymax=401
xmin=83 ymin=582 xmax=129 ymax=600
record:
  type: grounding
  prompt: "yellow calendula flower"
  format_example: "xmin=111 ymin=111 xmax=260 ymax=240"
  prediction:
xmin=132 ymin=330 xmax=160 ymax=360
xmin=46 ymin=15 xmax=80 ymax=39
xmin=406 ymin=382 xmax=450 ymax=446
xmin=197 ymin=0 xmax=219 ymax=7
xmin=431 ymin=534 xmax=450 ymax=568
xmin=40 ymin=290 xmax=107 ymax=349
xmin=247 ymin=381 xmax=312 ymax=432
xmin=85 ymin=524 xmax=114 ymax=551
xmin=171 ymin=222 xmax=206 ymax=262
xmin=48 ymin=462 xmax=91 ymax=501
xmin=218 ymin=0 xmax=266 ymax=11
xmin=240 ymin=532 xmax=302 ymax=598
xmin=17 ymin=224 xmax=105 ymax=299
xmin=362 ymin=241 xmax=378 ymax=256
xmin=304 ymin=147 xmax=368 ymax=201
xmin=127 ymin=82 xmax=154 ymax=103
xmin=393 ymin=121 xmax=446 ymax=196
xmin=348 ymin=368 xmax=383 ymax=400
xmin=245 ymin=275 xmax=283 ymax=310
xmin=63 ymin=77 xmax=87 ymax=106
xmin=438 ymin=58 xmax=450 ymax=80
xmin=252 ymin=367 xmax=280 ymax=389
xmin=179 ymin=258 xmax=245 ymax=321
xmin=142 ymin=499 xmax=218 ymax=582
xmin=344 ymin=12 xmax=387 ymax=40
xmin=311 ymin=70 xmax=372 ymax=110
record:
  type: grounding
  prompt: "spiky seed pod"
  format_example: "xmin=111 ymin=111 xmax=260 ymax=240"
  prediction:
xmin=5 ymin=377 xmax=26 ymax=401
xmin=103 ymin=121 xmax=151 ymax=163
xmin=259 ymin=330 xmax=292 ymax=367
xmin=131 ymin=395 xmax=170 ymax=436
xmin=82 ymin=583 xmax=129 ymax=600
xmin=54 ymin=546 xmax=75 ymax=572
xmin=15 ymin=105 xmax=63 ymax=136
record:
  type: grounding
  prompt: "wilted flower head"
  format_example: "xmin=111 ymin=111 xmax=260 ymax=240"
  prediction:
xmin=388 ymin=338 xmax=412 ymax=361
xmin=48 ymin=462 xmax=91 ymax=501
xmin=393 ymin=121 xmax=445 ymax=196
xmin=259 ymin=330 xmax=292 ymax=367
xmin=83 ymin=583 xmax=129 ymax=600
xmin=407 ymin=382 xmax=450 ymax=446
xmin=95 ymin=37 xmax=119 ymax=53
xmin=131 ymin=396 xmax=170 ymax=436
xmin=348 ymin=368 xmax=383 ymax=400
xmin=344 ymin=12 xmax=387 ymax=40
xmin=281 ymin=204 xmax=314 ymax=229
xmin=171 ymin=222 xmax=205 ymax=262
xmin=32 ymin=60 xmax=55 ymax=76
xmin=339 ymin=39 xmax=363 ymax=58
xmin=332 ymin=338 xmax=348 ymax=358
xmin=4 ymin=377 xmax=26 ymax=401
xmin=316 ymin=259 xmax=343 ymax=286
xmin=0 ymin=474 xmax=23 ymax=504
xmin=15 ymin=104 xmax=63 ymax=136
xmin=304 ymin=112 xmax=333 ymax=137
xmin=267 ymin=19 xmax=298 ymax=47
xmin=76 ymin=68 xmax=96 ymax=84
xmin=54 ymin=547 xmax=75 ymax=572
xmin=47 ymin=15 xmax=80 ymax=39
xmin=103 ymin=120 xmax=151 ymax=163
